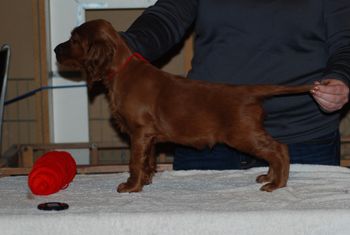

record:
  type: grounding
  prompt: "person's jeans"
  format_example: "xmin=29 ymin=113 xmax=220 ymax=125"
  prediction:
xmin=173 ymin=131 xmax=340 ymax=170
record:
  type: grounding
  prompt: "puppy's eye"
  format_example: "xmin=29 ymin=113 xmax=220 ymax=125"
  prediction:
xmin=70 ymin=38 xmax=79 ymax=44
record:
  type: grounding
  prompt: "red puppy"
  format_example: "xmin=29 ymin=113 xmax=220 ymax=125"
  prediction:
xmin=55 ymin=19 xmax=315 ymax=193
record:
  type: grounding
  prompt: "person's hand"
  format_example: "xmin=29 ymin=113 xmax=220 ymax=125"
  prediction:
xmin=311 ymin=79 xmax=349 ymax=112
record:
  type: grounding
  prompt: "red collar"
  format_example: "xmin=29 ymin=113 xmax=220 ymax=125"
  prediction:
xmin=108 ymin=52 xmax=148 ymax=81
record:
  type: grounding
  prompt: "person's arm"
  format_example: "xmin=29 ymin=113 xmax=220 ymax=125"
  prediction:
xmin=120 ymin=0 xmax=198 ymax=61
xmin=312 ymin=0 xmax=350 ymax=112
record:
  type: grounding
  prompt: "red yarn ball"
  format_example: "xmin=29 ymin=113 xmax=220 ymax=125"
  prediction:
xmin=28 ymin=151 xmax=77 ymax=195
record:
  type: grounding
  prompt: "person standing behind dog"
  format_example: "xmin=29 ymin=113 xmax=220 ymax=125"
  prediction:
xmin=120 ymin=0 xmax=350 ymax=170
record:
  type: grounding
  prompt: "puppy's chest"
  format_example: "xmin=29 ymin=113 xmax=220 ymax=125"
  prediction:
xmin=106 ymin=87 xmax=122 ymax=113
xmin=113 ymin=112 xmax=129 ymax=133
xmin=104 ymin=89 xmax=124 ymax=127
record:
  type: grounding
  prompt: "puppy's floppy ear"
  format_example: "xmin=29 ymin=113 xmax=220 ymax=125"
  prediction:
xmin=84 ymin=36 xmax=116 ymax=85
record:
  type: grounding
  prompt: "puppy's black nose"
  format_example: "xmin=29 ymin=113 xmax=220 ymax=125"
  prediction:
xmin=54 ymin=45 xmax=61 ymax=55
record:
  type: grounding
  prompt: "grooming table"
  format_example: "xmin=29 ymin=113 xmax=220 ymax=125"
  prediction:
xmin=1 ymin=164 xmax=350 ymax=235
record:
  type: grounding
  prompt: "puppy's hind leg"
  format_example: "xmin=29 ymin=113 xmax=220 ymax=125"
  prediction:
xmin=255 ymin=140 xmax=290 ymax=192
xmin=227 ymin=131 xmax=289 ymax=192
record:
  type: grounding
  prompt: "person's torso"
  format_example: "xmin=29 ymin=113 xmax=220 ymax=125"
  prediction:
xmin=188 ymin=0 xmax=338 ymax=143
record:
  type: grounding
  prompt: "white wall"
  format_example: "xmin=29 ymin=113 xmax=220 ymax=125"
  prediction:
xmin=48 ymin=0 xmax=156 ymax=164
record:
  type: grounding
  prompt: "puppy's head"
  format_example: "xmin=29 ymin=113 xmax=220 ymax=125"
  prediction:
xmin=54 ymin=19 xmax=117 ymax=85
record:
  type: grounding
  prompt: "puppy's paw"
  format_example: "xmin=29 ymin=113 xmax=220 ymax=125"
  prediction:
xmin=117 ymin=182 xmax=143 ymax=193
xmin=259 ymin=182 xmax=286 ymax=192
xmin=256 ymin=174 xmax=272 ymax=184
xmin=142 ymin=175 xmax=153 ymax=185
xmin=142 ymin=171 xmax=156 ymax=185
xmin=259 ymin=183 xmax=278 ymax=192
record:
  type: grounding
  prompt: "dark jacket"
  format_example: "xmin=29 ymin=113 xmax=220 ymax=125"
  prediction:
xmin=121 ymin=0 xmax=350 ymax=143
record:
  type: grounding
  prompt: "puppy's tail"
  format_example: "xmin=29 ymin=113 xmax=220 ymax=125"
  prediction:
xmin=252 ymin=84 xmax=314 ymax=98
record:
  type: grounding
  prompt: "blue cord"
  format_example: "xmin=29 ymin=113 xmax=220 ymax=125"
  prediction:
xmin=4 ymin=84 xmax=87 ymax=106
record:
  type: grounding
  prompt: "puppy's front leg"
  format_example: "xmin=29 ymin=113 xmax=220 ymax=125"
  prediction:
xmin=117 ymin=133 xmax=152 ymax=193
xmin=143 ymin=145 xmax=157 ymax=185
